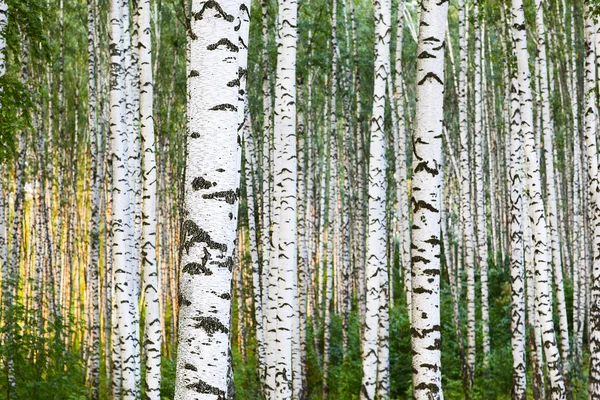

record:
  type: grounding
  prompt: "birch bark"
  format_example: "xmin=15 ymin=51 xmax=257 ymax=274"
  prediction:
xmin=458 ymin=0 xmax=476 ymax=384
xmin=139 ymin=0 xmax=162 ymax=395
xmin=272 ymin=0 xmax=299 ymax=396
xmin=583 ymin=6 xmax=600 ymax=398
xmin=410 ymin=0 xmax=448 ymax=399
xmin=510 ymin=1 xmax=566 ymax=397
xmin=175 ymin=0 xmax=245 ymax=397
xmin=359 ymin=0 xmax=390 ymax=397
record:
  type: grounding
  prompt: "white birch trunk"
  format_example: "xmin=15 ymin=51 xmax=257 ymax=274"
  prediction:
xmin=392 ymin=0 xmax=411 ymax=321
xmin=359 ymin=0 xmax=390 ymax=397
xmin=534 ymin=0 xmax=570 ymax=374
xmin=570 ymin=1 xmax=584 ymax=363
xmin=272 ymin=0 xmax=298 ymax=396
xmin=473 ymin=0 xmax=490 ymax=367
xmin=109 ymin=0 xmax=139 ymax=395
xmin=584 ymin=7 xmax=600 ymax=398
xmin=139 ymin=0 xmax=162 ymax=395
xmin=243 ymin=104 xmax=266 ymax=388
xmin=0 ymin=0 xmax=6 ymax=81
xmin=87 ymin=0 xmax=101 ymax=396
xmin=510 ymin=1 xmax=566 ymax=397
xmin=410 ymin=1 xmax=448 ymax=399
xmin=458 ymin=0 xmax=476 ymax=385
xmin=508 ymin=67 xmax=527 ymax=400
xmin=175 ymin=0 xmax=245 ymax=397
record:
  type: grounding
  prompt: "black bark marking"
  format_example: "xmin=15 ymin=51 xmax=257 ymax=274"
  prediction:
xmin=202 ymin=189 xmax=238 ymax=204
xmin=207 ymin=38 xmax=239 ymax=52
xmin=215 ymin=256 xmax=234 ymax=272
xmin=186 ymin=378 xmax=226 ymax=398
xmin=414 ymin=160 xmax=440 ymax=176
xmin=413 ymin=287 xmax=433 ymax=294
xmin=200 ymin=247 xmax=211 ymax=269
xmin=192 ymin=176 xmax=216 ymax=190
xmin=184 ymin=363 xmax=198 ymax=371
xmin=412 ymin=256 xmax=431 ymax=264
xmin=209 ymin=103 xmax=237 ymax=112
xmin=227 ymin=78 xmax=240 ymax=87
xmin=425 ymin=237 xmax=441 ymax=246
xmin=192 ymin=315 xmax=229 ymax=336
xmin=190 ymin=131 xmax=200 ymax=138
xmin=181 ymin=220 xmax=227 ymax=254
xmin=410 ymin=325 xmax=441 ymax=339
xmin=413 ymin=199 xmax=440 ymax=213
xmin=182 ymin=262 xmax=213 ymax=275
xmin=178 ymin=294 xmax=191 ymax=307
xmin=415 ymin=382 xmax=440 ymax=393
xmin=418 ymin=51 xmax=436 ymax=59
xmin=189 ymin=70 xmax=199 ymax=77
xmin=195 ymin=0 xmax=234 ymax=22
xmin=417 ymin=72 xmax=444 ymax=86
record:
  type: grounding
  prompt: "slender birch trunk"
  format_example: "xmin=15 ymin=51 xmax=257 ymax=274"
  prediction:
xmin=410 ymin=1 xmax=448 ymax=399
xmin=473 ymin=0 xmax=490 ymax=368
xmin=584 ymin=5 xmax=600 ymax=398
xmin=359 ymin=0 xmax=390 ymax=397
xmin=571 ymin=0 xmax=584 ymax=363
xmin=243 ymin=104 xmax=266 ymax=388
xmin=458 ymin=0 xmax=476 ymax=386
xmin=109 ymin=0 xmax=139 ymax=394
xmin=271 ymin=0 xmax=298 ymax=397
xmin=138 ymin=0 xmax=162 ymax=395
xmin=87 ymin=0 xmax=101 ymax=395
xmin=510 ymin=1 xmax=566 ymax=397
xmin=534 ymin=0 xmax=570 ymax=376
xmin=323 ymin=2 xmax=338 ymax=397
xmin=392 ymin=0 xmax=410 ymax=321
xmin=0 ymin=0 xmax=5 ymax=83
xmin=508 ymin=67 xmax=527 ymax=400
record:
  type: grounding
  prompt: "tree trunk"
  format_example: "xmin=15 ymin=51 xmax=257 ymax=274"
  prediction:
xmin=508 ymin=66 xmax=527 ymax=400
xmin=510 ymin=1 xmax=566 ymax=398
xmin=458 ymin=0 xmax=476 ymax=387
xmin=584 ymin=6 xmax=600 ymax=398
xmin=174 ymin=0 xmax=246 ymax=397
xmin=139 ymin=0 xmax=162 ymax=395
xmin=359 ymin=0 xmax=390 ymax=397
xmin=410 ymin=1 xmax=448 ymax=399
xmin=272 ymin=0 xmax=299 ymax=397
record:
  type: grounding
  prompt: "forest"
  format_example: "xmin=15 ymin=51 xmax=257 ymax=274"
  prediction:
xmin=0 ymin=0 xmax=599 ymax=398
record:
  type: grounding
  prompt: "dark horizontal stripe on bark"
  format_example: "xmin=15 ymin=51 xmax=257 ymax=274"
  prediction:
xmin=195 ymin=0 xmax=234 ymax=22
xmin=191 ymin=315 xmax=229 ymax=336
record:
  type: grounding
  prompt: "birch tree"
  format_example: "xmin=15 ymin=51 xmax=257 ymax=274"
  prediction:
xmin=272 ymin=0 xmax=299 ymax=396
xmin=534 ymin=0 xmax=570 ymax=374
xmin=410 ymin=0 xmax=448 ymax=399
xmin=473 ymin=0 xmax=490 ymax=367
xmin=584 ymin=5 xmax=600 ymax=397
xmin=109 ymin=0 xmax=140 ymax=395
xmin=508 ymin=67 xmax=527 ymax=400
xmin=87 ymin=0 xmax=101 ymax=395
xmin=458 ymin=0 xmax=476 ymax=385
xmin=138 ymin=0 xmax=162 ymax=395
xmin=360 ymin=0 xmax=390 ymax=397
xmin=175 ymin=0 xmax=246 ymax=397
xmin=510 ymin=0 xmax=566 ymax=397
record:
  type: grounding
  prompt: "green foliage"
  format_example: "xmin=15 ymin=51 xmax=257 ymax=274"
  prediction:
xmin=0 ymin=301 xmax=88 ymax=400
xmin=0 ymin=0 xmax=47 ymax=163
xmin=160 ymin=357 xmax=177 ymax=400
